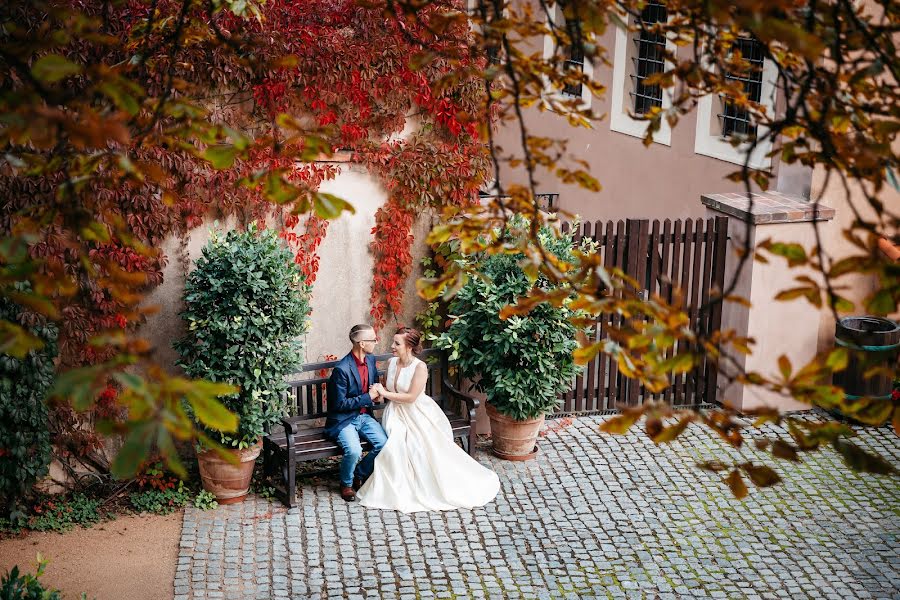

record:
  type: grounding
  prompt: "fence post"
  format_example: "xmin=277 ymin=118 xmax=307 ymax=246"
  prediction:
xmin=702 ymin=216 xmax=729 ymax=404
xmin=701 ymin=192 xmax=836 ymax=412
xmin=624 ymin=219 xmax=649 ymax=405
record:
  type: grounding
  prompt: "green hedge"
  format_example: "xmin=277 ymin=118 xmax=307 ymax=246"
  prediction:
xmin=0 ymin=291 xmax=58 ymax=520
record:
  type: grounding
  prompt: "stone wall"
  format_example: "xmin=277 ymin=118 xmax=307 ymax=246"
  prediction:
xmin=140 ymin=161 xmax=432 ymax=373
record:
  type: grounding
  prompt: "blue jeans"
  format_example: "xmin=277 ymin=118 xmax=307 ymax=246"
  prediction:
xmin=335 ymin=414 xmax=387 ymax=487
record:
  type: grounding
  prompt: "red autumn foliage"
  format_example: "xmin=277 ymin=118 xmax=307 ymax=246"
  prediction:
xmin=2 ymin=0 xmax=489 ymax=469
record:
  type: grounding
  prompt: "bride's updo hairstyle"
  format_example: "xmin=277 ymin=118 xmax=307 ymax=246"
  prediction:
xmin=395 ymin=327 xmax=423 ymax=356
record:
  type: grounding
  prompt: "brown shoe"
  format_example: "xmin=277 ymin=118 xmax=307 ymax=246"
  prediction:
xmin=353 ymin=476 xmax=364 ymax=491
xmin=340 ymin=486 xmax=356 ymax=502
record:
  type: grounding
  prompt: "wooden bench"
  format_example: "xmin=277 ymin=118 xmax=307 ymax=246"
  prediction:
xmin=262 ymin=348 xmax=478 ymax=507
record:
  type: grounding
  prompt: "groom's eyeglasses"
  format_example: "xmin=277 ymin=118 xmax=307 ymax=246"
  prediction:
xmin=360 ymin=338 xmax=378 ymax=343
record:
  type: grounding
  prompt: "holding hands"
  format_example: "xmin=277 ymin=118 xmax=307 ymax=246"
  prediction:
xmin=370 ymin=382 xmax=386 ymax=401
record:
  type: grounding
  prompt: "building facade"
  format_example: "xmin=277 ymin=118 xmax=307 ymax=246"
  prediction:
xmin=491 ymin=0 xmax=812 ymax=222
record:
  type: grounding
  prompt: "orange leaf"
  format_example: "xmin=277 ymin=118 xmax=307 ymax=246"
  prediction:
xmin=652 ymin=414 xmax=694 ymax=443
xmin=599 ymin=412 xmax=639 ymax=435
xmin=742 ymin=464 xmax=782 ymax=487
xmin=725 ymin=469 xmax=748 ymax=499
xmin=777 ymin=355 xmax=792 ymax=380
xmin=771 ymin=440 xmax=800 ymax=462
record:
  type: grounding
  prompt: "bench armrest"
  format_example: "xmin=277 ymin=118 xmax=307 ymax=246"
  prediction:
xmin=281 ymin=417 xmax=300 ymax=436
xmin=443 ymin=377 xmax=479 ymax=413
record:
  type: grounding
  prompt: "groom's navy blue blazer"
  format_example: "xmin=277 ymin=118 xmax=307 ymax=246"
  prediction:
xmin=324 ymin=352 xmax=379 ymax=439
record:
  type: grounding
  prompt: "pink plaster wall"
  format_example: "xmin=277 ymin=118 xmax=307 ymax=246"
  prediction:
xmin=490 ymin=9 xmax=806 ymax=222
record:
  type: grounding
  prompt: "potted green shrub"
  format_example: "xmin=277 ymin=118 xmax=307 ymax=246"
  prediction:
xmin=175 ymin=224 xmax=311 ymax=503
xmin=437 ymin=217 xmax=581 ymax=460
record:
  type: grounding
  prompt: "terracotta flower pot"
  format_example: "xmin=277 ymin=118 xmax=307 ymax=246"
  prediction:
xmin=485 ymin=403 xmax=544 ymax=461
xmin=196 ymin=440 xmax=262 ymax=504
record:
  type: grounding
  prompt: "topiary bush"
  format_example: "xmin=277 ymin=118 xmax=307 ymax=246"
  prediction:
xmin=175 ymin=224 xmax=311 ymax=448
xmin=437 ymin=217 xmax=582 ymax=420
xmin=0 ymin=290 xmax=58 ymax=521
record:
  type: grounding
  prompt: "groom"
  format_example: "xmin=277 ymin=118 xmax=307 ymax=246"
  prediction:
xmin=325 ymin=324 xmax=388 ymax=502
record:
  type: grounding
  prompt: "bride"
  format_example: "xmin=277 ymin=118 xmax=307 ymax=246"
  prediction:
xmin=356 ymin=327 xmax=500 ymax=513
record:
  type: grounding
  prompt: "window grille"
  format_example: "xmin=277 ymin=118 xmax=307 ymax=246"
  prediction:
xmin=486 ymin=40 xmax=502 ymax=65
xmin=630 ymin=0 xmax=667 ymax=115
xmin=562 ymin=17 xmax=584 ymax=97
xmin=719 ymin=36 xmax=764 ymax=138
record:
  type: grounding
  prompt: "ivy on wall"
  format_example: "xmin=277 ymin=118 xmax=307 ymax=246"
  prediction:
xmin=0 ymin=0 xmax=489 ymax=473
xmin=243 ymin=1 xmax=492 ymax=326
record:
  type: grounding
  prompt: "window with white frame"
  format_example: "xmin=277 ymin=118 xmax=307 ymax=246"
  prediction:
xmin=609 ymin=1 xmax=674 ymax=145
xmin=542 ymin=4 xmax=594 ymax=109
xmin=694 ymin=34 xmax=777 ymax=169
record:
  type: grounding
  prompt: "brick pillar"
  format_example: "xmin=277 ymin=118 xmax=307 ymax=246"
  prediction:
xmin=701 ymin=191 xmax=836 ymax=412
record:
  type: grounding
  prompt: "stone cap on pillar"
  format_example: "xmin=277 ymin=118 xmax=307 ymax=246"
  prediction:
xmin=701 ymin=191 xmax=835 ymax=224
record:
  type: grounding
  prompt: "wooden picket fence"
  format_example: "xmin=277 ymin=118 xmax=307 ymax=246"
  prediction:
xmin=557 ymin=216 xmax=728 ymax=413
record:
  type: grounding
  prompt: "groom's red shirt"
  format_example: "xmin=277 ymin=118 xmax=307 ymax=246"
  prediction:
xmin=352 ymin=352 xmax=369 ymax=413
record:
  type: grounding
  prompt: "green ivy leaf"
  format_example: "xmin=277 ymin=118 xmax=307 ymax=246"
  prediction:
xmin=778 ymin=354 xmax=792 ymax=380
xmin=825 ymin=347 xmax=848 ymax=372
xmin=202 ymin=145 xmax=240 ymax=169
xmin=660 ymin=352 xmax=695 ymax=375
xmin=864 ymin=289 xmax=896 ymax=315
xmin=31 ymin=54 xmax=82 ymax=83
xmin=765 ymin=241 xmax=808 ymax=267
xmin=187 ymin=389 xmax=239 ymax=433
xmin=51 ymin=365 xmax=105 ymax=410
xmin=156 ymin=428 xmax=187 ymax=480
xmin=840 ymin=397 xmax=894 ymax=426
xmin=110 ymin=421 xmax=154 ymax=479
xmin=0 ymin=319 xmax=46 ymax=358
xmin=313 ymin=192 xmax=356 ymax=219
xmin=97 ymin=80 xmax=141 ymax=115
xmin=262 ymin=171 xmax=300 ymax=204
xmin=114 ymin=371 xmax=145 ymax=393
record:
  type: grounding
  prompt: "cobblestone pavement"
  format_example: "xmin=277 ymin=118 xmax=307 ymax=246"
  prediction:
xmin=177 ymin=412 xmax=900 ymax=599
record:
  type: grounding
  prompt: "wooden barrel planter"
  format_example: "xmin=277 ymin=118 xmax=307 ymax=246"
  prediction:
xmin=834 ymin=316 xmax=900 ymax=401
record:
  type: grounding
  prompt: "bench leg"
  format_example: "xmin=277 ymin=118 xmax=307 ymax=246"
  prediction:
xmin=284 ymin=454 xmax=296 ymax=509
xmin=262 ymin=442 xmax=273 ymax=479
xmin=468 ymin=427 xmax=476 ymax=456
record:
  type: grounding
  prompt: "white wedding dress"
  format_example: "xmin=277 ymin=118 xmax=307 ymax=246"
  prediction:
xmin=356 ymin=357 xmax=500 ymax=513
